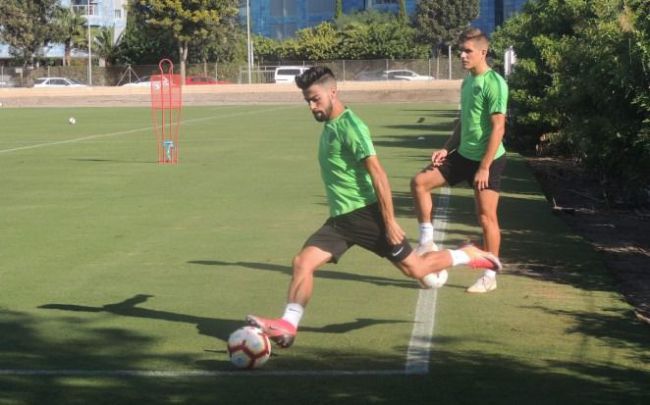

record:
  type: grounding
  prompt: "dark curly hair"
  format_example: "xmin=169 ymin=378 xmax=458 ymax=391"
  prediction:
xmin=295 ymin=66 xmax=336 ymax=90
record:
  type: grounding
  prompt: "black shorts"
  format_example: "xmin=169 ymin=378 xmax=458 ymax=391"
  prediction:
xmin=432 ymin=151 xmax=507 ymax=192
xmin=304 ymin=203 xmax=413 ymax=263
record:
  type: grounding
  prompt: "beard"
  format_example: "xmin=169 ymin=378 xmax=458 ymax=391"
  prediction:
xmin=312 ymin=103 xmax=333 ymax=122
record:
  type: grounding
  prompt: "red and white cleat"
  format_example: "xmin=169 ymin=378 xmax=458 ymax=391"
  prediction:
xmin=246 ymin=315 xmax=297 ymax=348
xmin=459 ymin=243 xmax=503 ymax=272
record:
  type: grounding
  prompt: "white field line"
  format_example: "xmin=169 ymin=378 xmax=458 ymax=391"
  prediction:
xmin=404 ymin=187 xmax=450 ymax=375
xmin=0 ymin=106 xmax=295 ymax=155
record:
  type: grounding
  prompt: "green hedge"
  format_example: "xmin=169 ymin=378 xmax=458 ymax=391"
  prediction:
xmin=491 ymin=0 xmax=650 ymax=206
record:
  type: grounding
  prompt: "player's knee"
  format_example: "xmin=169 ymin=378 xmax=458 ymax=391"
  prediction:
xmin=410 ymin=174 xmax=426 ymax=193
xmin=292 ymin=255 xmax=315 ymax=276
xmin=478 ymin=213 xmax=498 ymax=229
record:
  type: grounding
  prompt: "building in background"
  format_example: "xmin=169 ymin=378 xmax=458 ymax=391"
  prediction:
xmin=1 ymin=0 xmax=127 ymax=62
xmin=242 ymin=0 xmax=527 ymax=40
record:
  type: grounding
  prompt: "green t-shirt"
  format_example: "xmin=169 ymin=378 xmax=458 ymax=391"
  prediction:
xmin=318 ymin=108 xmax=377 ymax=217
xmin=459 ymin=69 xmax=508 ymax=161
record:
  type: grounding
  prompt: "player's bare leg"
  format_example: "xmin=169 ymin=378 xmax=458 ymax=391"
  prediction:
xmin=247 ymin=246 xmax=332 ymax=348
xmin=410 ymin=166 xmax=447 ymax=251
xmin=395 ymin=243 xmax=502 ymax=288
xmin=467 ymin=188 xmax=501 ymax=293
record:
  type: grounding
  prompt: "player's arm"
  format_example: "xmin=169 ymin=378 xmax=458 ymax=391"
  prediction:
xmin=432 ymin=119 xmax=461 ymax=166
xmin=474 ymin=113 xmax=506 ymax=190
xmin=364 ymin=155 xmax=405 ymax=245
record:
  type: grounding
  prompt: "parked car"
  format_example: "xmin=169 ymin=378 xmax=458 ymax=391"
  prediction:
xmin=33 ymin=77 xmax=87 ymax=87
xmin=0 ymin=77 xmax=16 ymax=88
xmin=354 ymin=70 xmax=384 ymax=81
xmin=121 ymin=75 xmax=155 ymax=87
xmin=185 ymin=75 xmax=229 ymax=85
xmin=382 ymin=69 xmax=434 ymax=81
xmin=273 ymin=66 xmax=311 ymax=84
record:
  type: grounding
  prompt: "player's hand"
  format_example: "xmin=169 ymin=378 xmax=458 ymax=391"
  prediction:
xmin=431 ymin=149 xmax=448 ymax=167
xmin=385 ymin=220 xmax=406 ymax=246
xmin=474 ymin=167 xmax=490 ymax=191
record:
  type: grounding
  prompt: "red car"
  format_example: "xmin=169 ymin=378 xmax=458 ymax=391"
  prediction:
xmin=185 ymin=76 xmax=229 ymax=85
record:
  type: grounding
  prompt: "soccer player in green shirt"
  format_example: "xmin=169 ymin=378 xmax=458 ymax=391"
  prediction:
xmin=247 ymin=66 xmax=502 ymax=348
xmin=411 ymin=28 xmax=508 ymax=293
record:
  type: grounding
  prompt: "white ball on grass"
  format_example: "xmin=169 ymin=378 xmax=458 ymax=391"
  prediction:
xmin=419 ymin=269 xmax=449 ymax=289
xmin=68 ymin=117 xmax=76 ymax=125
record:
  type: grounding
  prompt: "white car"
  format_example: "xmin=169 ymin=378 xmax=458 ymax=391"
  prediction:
xmin=121 ymin=75 xmax=154 ymax=87
xmin=33 ymin=77 xmax=87 ymax=87
xmin=382 ymin=69 xmax=434 ymax=81
xmin=121 ymin=75 xmax=172 ymax=88
xmin=273 ymin=66 xmax=311 ymax=84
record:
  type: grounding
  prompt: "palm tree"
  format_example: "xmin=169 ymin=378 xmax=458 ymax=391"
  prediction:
xmin=93 ymin=26 xmax=120 ymax=67
xmin=54 ymin=7 xmax=86 ymax=66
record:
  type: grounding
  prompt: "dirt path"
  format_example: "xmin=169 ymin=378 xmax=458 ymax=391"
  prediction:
xmin=0 ymin=80 xmax=462 ymax=107
xmin=527 ymin=157 xmax=650 ymax=325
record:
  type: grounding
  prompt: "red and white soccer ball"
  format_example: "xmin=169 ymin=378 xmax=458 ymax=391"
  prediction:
xmin=227 ymin=326 xmax=271 ymax=369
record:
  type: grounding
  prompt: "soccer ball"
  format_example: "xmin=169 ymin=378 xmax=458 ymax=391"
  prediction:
xmin=419 ymin=269 xmax=449 ymax=289
xmin=227 ymin=326 xmax=271 ymax=369
xmin=68 ymin=117 xmax=76 ymax=125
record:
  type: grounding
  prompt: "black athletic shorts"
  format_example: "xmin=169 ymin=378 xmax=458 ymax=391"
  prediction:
xmin=431 ymin=151 xmax=507 ymax=192
xmin=304 ymin=203 xmax=413 ymax=263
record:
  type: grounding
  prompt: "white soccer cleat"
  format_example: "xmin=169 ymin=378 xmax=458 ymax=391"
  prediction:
xmin=466 ymin=275 xmax=497 ymax=293
xmin=418 ymin=269 xmax=449 ymax=289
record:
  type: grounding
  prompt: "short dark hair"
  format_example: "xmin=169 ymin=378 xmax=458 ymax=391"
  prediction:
xmin=459 ymin=27 xmax=489 ymax=46
xmin=295 ymin=66 xmax=336 ymax=90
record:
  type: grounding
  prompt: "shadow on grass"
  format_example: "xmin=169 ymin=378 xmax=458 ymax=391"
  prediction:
xmin=188 ymin=260 xmax=417 ymax=289
xmin=39 ymin=295 xmax=404 ymax=347
xmin=373 ymin=132 xmax=448 ymax=151
xmin=1 ymin=307 xmax=647 ymax=404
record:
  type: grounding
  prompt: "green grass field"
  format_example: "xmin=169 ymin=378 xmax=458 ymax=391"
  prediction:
xmin=0 ymin=104 xmax=647 ymax=404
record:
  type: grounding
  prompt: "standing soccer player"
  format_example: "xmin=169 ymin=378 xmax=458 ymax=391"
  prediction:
xmin=247 ymin=66 xmax=502 ymax=348
xmin=411 ymin=28 xmax=509 ymax=293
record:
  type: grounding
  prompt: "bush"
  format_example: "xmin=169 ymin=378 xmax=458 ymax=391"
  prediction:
xmin=492 ymin=0 xmax=650 ymax=206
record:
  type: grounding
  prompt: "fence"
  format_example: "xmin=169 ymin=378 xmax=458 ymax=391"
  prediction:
xmin=0 ymin=57 xmax=466 ymax=87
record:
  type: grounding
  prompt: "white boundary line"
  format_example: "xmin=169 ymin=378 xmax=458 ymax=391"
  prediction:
xmin=0 ymin=106 xmax=295 ymax=155
xmin=404 ymin=187 xmax=450 ymax=374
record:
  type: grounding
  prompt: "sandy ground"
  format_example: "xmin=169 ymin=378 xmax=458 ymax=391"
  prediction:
xmin=0 ymin=80 xmax=462 ymax=107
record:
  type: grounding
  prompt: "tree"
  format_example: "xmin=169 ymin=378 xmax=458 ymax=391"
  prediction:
xmin=254 ymin=10 xmax=428 ymax=62
xmin=133 ymin=0 xmax=239 ymax=79
xmin=335 ymin=0 xmax=343 ymax=19
xmin=336 ymin=10 xmax=427 ymax=59
xmin=115 ymin=6 xmax=176 ymax=65
xmin=294 ymin=22 xmax=340 ymax=61
xmin=0 ymin=0 xmax=61 ymax=67
xmin=413 ymin=0 xmax=479 ymax=54
xmin=398 ymin=0 xmax=407 ymax=24
xmin=93 ymin=27 xmax=121 ymax=67
xmin=491 ymin=0 xmax=650 ymax=205
xmin=189 ymin=8 xmax=245 ymax=65
xmin=53 ymin=7 xmax=86 ymax=66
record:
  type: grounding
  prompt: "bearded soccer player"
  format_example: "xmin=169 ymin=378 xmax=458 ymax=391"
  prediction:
xmin=247 ymin=66 xmax=501 ymax=348
xmin=411 ymin=28 xmax=509 ymax=293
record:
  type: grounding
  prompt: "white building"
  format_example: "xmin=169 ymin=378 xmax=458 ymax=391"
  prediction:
xmin=0 ymin=0 xmax=128 ymax=61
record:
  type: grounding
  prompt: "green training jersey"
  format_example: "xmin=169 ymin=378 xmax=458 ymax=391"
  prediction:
xmin=459 ymin=69 xmax=508 ymax=161
xmin=318 ymin=108 xmax=377 ymax=217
